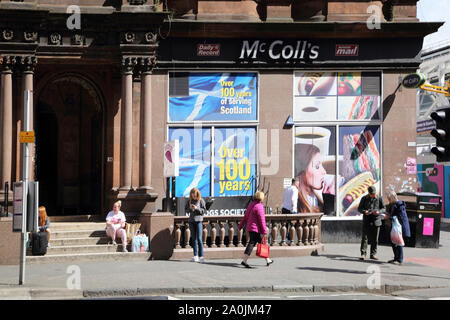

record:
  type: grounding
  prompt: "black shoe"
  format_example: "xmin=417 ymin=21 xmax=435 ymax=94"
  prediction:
xmin=241 ymin=261 xmax=252 ymax=269
xmin=267 ymin=260 xmax=274 ymax=266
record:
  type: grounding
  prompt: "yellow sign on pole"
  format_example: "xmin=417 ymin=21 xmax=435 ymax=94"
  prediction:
xmin=20 ymin=131 xmax=35 ymax=143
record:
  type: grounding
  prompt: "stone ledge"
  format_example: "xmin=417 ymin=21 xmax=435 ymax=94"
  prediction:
xmin=170 ymin=244 xmax=324 ymax=260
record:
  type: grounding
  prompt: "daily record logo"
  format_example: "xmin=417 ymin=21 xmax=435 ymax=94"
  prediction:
xmin=239 ymin=40 xmax=320 ymax=60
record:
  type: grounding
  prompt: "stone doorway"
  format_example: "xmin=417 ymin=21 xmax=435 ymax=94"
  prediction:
xmin=36 ymin=74 xmax=104 ymax=216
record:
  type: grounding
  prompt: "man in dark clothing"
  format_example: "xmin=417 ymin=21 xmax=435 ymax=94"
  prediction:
xmin=358 ymin=186 xmax=386 ymax=260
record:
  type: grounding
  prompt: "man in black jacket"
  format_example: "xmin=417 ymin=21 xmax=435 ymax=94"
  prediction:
xmin=358 ymin=186 xmax=386 ymax=260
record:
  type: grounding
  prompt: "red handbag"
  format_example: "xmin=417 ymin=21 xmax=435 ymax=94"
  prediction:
xmin=256 ymin=236 xmax=270 ymax=258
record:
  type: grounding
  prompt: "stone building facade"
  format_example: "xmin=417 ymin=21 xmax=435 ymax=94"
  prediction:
xmin=0 ymin=0 xmax=441 ymax=219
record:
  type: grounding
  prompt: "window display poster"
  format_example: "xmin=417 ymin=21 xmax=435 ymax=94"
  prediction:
xmin=294 ymin=126 xmax=336 ymax=214
xmin=169 ymin=128 xmax=211 ymax=197
xmin=169 ymin=73 xmax=258 ymax=122
xmin=294 ymin=72 xmax=380 ymax=121
xmin=338 ymin=126 xmax=381 ymax=216
xmin=214 ymin=128 xmax=256 ymax=197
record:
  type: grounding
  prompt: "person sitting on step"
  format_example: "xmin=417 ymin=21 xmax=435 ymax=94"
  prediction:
xmin=106 ymin=201 xmax=128 ymax=252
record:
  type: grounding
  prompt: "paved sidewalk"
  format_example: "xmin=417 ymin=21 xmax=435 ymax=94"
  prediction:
xmin=1 ymin=230 xmax=450 ymax=299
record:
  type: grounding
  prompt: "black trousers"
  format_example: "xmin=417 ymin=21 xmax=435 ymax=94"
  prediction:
xmin=244 ymin=231 xmax=263 ymax=256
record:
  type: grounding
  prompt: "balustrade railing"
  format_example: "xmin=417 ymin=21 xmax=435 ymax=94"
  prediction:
xmin=173 ymin=213 xmax=323 ymax=249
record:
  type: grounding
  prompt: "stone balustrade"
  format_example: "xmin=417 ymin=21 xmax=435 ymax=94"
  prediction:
xmin=173 ymin=213 xmax=323 ymax=250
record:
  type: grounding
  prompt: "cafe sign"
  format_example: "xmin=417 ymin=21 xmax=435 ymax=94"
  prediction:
xmin=402 ymin=73 xmax=426 ymax=89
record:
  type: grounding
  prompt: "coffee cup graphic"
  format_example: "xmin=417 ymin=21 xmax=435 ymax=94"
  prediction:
xmin=295 ymin=127 xmax=331 ymax=157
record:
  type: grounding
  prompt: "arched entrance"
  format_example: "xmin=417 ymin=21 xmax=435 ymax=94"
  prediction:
xmin=36 ymin=74 xmax=104 ymax=216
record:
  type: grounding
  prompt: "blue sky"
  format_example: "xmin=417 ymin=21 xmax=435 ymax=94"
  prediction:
xmin=417 ymin=0 xmax=450 ymax=48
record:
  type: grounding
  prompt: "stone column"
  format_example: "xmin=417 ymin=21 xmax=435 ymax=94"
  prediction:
xmin=0 ymin=56 xmax=15 ymax=193
xmin=139 ymin=57 xmax=155 ymax=190
xmin=120 ymin=57 xmax=136 ymax=190
xmin=19 ymin=56 xmax=36 ymax=181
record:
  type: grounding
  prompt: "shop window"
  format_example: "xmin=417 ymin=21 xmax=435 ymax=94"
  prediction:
xmin=294 ymin=126 xmax=336 ymax=214
xmin=168 ymin=72 xmax=258 ymax=122
xmin=168 ymin=72 xmax=259 ymax=198
xmin=294 ymin=72 xmax=381 ymax=121
xmin=338 ymin=126 xmax=381 ymax=216
xmin=294 ymin=125 xmax=381 ymax=217
xmin=214 ymin=127 xmax=256 ymax=197
xmin=169 ymin=127 xmax=211 ymax=197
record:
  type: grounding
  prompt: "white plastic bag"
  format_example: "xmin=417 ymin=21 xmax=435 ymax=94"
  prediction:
xmin=390 ymin=216 xmax=404 ymax=246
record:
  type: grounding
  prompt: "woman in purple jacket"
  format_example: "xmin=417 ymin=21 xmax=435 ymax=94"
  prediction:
xmin=238 ymin=191 xmax=273 ymax=268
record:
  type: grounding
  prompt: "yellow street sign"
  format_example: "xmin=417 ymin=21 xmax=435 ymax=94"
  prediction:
xmin=20 ymin=131 xmax=35 ymax=143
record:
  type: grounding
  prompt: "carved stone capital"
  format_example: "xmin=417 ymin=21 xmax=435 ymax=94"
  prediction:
xmin=138 ymin=56 xmax=156 ymax=73
xmin=0 ymin=56 xmax=17 ymax=72
xmin=17 ymin=56 xmax=37 ymax=73
xmin=121 ymin=56 xmax=138 ymax=74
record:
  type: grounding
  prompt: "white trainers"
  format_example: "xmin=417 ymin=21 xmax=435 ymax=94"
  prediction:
xmin=191 ymin=256 xmax=199 ymax=262
xmin=199 ymin=257 xmax=205 ymax=263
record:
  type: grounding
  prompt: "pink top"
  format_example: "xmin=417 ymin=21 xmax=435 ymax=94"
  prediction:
xmin=238 ymin=201 xmax=267 ymax=234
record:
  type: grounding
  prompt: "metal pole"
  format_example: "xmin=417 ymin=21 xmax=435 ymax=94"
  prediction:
xmin=19 ymin=90 xmax=31 ymax=285
xmin=5 ymin=181 xmax=8 ymax=216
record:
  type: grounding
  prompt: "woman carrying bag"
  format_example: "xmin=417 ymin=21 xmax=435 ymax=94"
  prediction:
xmin=238 ymin=191 xmax=273 ymax=268
xmin=385 ymin=191 xmax=411 ymax=265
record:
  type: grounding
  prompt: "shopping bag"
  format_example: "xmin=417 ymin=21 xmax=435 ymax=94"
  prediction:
xmin=126 ymin=220 xmax=141 ymax=244
xmin=390 ymin=216 xmax=405 ymax=246
xmin=256 ymin=237 xmax=270 ymax=258
xmin=131 ymin=236 xmax=141 ymax=252
xmin=139 ymin=235 xmax=149 ymax=252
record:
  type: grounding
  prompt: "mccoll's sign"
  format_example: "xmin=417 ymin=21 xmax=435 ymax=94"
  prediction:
xmin=239 ymin=40 xmax=320 ymax=61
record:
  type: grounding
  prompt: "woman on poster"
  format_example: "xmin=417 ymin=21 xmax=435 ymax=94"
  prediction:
xmin=295 ymin=144 xmax=336 ymax=213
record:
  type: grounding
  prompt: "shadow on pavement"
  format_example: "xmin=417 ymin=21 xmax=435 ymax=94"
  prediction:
xmin=320 ymin=254 xmax=386 ymax=265
xmin=296 ymin=266 xmax=367 ymax=274
xmin=202 ymin=261 xmax=243 ymax=269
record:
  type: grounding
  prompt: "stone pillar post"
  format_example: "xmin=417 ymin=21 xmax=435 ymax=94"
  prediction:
xmin=139 ymin=57 xmax=155 ymax=190
xmin=0 ymin=56 xmax=15 ymax=193
xmin=19 ymin=56 xmax=36 ymax=181
xmin=120 ymin=57 xmax=136 ymax=190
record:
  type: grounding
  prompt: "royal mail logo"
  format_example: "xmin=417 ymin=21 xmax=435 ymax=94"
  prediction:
xmin=335 ymin=44 xmax=359 ymax=56
xmin=197 ymin=44 xmax=221 ymax=57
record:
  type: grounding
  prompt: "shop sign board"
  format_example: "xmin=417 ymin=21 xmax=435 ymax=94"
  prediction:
xmin=175 ymin=196 xmax=252 ymax=216
xmin=402 ymin=73 xmax=426 ymax=89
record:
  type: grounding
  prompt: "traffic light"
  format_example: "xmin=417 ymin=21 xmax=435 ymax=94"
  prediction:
xmin=430 ymin=107 xmax=450 ymax=162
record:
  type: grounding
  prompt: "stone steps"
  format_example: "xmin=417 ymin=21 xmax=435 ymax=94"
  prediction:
xmin=50 ymin=237 xmax=110 ymax=247
xmin=50 ymin=222 xmax=107 ymax=231
xmin=27 ymin=252 xmax=151 ymax=264
xmin=27 ymin=221 xmax=145 ymax=264
xmin=47 ymin=244 xmax=125 ymax=255
xmin=51 ymin=230 xmax=107 ymax=239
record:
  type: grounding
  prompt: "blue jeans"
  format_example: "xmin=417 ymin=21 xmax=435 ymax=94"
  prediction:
xmin=189 ymin=221 xmax=203 ymax=257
